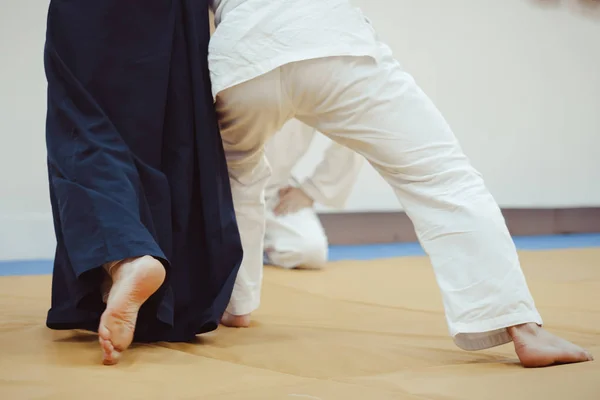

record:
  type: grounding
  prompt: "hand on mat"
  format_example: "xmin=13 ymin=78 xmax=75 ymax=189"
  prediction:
xmin=274 ymin=186 xmax=314 ymax=216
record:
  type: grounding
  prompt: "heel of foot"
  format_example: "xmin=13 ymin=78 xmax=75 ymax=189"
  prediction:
xmin=221 ymin=312 xmax=251 ymax=328
xmin=134 ymin=256 xmax=166 ymax=288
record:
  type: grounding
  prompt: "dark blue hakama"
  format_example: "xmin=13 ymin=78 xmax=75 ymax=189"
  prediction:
xmin=44 ymin=0 xmax=242 ymax=342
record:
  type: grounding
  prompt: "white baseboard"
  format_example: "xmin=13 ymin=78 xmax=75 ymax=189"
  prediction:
xmin=0 ymin=213 xmax=56 ymax=261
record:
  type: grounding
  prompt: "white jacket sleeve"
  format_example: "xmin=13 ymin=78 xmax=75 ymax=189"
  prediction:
xmin=299 ymin=141 xmax=363 ymax=209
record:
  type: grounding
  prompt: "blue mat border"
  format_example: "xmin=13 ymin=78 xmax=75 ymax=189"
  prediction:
xmin=1 ymin=233 xmax=599 ymax=276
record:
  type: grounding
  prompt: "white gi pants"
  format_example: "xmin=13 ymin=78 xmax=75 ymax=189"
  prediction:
xmin=216 ymin=43 xmax=543 ymax=350
xmin=264 ymin=192 xmax=328 ymax=270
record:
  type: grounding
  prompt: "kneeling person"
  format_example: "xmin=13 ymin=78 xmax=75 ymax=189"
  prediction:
xmin=264 ymin=119 xmax=363 ymax=270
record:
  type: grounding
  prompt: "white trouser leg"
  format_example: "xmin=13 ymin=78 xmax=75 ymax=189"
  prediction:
xmin=216 ymin=69 xmax=293 ymax=316
xmin=282 ymin=47 xmax=542 ymax=350
xmin=264 ymin=196 xmax=328 ymax=269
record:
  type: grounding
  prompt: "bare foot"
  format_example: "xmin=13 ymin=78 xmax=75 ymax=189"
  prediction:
xmin=221 ymin=311 xmax=251 ymax=327
xmin=98 ymin=256 xmax=165 ymax=365
xmin=508 ymin=323 xmax=594 ymax=367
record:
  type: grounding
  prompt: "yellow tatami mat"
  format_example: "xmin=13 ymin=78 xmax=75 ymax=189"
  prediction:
xmin=1 ymin=248 xmax=599 ymax=399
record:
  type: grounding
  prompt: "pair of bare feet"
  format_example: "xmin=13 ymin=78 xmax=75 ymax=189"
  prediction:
xmin=99 ymin=256 xmax=593 ymax=367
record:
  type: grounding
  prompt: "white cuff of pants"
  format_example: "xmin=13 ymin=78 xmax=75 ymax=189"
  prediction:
xmin=225 ymin=292 xmax=261 ymax=316
xmin=452 ymin=311 xmax=543 ymax=351
xmin=225 ymin=302 xmax=260 ymax=316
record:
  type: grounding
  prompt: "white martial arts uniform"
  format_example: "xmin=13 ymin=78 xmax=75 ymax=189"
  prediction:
xmin=208 ymin=0 xmax=543 ymax=351
xmin=263 ymin=119 xmax=363 ymax=269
